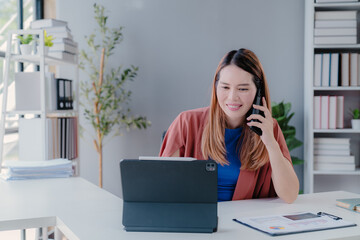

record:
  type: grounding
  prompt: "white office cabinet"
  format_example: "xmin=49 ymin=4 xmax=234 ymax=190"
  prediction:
xmin=304 ymin=1 xmax=360 ymax=194
xmin=0 ymin=29 xmax=79 ymax=174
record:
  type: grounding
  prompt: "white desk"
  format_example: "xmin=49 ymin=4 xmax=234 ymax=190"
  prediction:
xmin=0 ymin=177 xmax=359 ymax=240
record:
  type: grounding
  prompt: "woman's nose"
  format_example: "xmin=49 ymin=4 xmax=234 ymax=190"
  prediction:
xmin=228 ymin=89 xmax=238 ymax=100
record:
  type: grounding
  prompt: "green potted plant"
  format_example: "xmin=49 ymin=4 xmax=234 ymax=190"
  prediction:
xmin=17 ymin=34 xmax=33 ymax=55
xmin=272 ymin=101 xmax=303 ymax=193
xmin=79 ymin=4 xmax=150 ymax=188
xmin=37 ymin=30 xmax=54 ymax=55
xmin=350 ymin=108 xmax=360 ymax=129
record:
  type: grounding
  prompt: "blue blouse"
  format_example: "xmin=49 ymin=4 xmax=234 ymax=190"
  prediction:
xmin=217 ymin=127 xmax=243 ymax=202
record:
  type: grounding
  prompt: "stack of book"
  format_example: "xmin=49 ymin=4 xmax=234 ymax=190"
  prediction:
xmin=313 ymin=95 xmax=344 ymax=129
xmin=30 ymin=18 xmax=78 ymax=62
xmin=314 ymin=138 xmax=355 ymax=171
xmin=46 ymin=117 xmax=78 ymax=160
xmin=314 ymin=11 xmax=359 ymax=45
xmin=0 ymin=159 xmax=73 ymax=180
xmin=314 ymin=52 xmax=360 ymax=87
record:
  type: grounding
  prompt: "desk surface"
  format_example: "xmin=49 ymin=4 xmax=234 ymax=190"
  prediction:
xmin=0 ymin=177 xmax=360 ymax=240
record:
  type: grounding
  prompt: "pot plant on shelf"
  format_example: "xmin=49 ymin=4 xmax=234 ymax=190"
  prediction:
xmin=272 ymin=101 xmax=304 ymax=193
xmin=350 ymin=108 xmax=360 ymax=130
xmin=37 ymin=30 xmax=54 ymax=55
xmin=17 ymin=34 xmax=33 ymax=55
xmin=79 ymin=4 xmax=150 ymax=188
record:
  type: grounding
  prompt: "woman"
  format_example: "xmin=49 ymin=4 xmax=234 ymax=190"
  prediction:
xmin=160 ymin=48 xmax=299 ymax=203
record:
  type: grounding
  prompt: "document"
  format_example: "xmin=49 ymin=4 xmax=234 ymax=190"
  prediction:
xmin=0 ymin=159 xmax=73 ymax=180
xmin=233 ymin=212 xmax=356 ymax=236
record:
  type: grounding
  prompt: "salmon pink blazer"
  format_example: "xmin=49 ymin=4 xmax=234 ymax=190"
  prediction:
xmin=159 ymin=107 xmax=292 ymax=200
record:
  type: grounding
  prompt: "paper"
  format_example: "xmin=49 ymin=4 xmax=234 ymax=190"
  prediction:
xmin=233 ymin=212 xmax=356 ymax=236
xmin=0 ymin=159 xmax=73 ymax=180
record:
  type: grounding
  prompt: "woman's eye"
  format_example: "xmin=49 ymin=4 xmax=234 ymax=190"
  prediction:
xmin=222 ymin=86 xmax=229 ymax=89
xmin=239 ymin=88 xmax=248 ymax=91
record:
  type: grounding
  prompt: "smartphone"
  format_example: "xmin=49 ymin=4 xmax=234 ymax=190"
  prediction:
xmin=248 ymin=87 xmax=265 ymax=136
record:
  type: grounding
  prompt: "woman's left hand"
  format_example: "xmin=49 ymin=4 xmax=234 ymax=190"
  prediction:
xmin=246 ymin=97 xmax=276 ymax=148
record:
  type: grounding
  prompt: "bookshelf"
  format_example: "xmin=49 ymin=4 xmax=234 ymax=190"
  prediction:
xmin=304 ymin=0 xmax=360 ymax=194
xmin=0 ymin=29 xmax=79 ymax=174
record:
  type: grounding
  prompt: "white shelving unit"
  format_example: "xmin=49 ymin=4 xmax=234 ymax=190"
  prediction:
xmin=304 ymin=0 xmax=360 ymax=194
xmin=0 ymin=29 xmax=79 ymax=173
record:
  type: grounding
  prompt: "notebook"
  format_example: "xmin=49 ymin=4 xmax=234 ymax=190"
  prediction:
xmin=120 ymin=158 xmax=218 ymax=233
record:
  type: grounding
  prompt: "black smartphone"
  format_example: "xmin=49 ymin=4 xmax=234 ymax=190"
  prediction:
xmin=248 ymin=87 xmax=265 ymax=136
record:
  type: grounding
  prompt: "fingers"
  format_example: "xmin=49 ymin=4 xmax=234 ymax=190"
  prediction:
xmin=251 ymin=106 xmax=271 ymax=119
xmin=246 ymin=113 xmax=266 ymax=123
xmin=262 ymin=97 xmax=267 ymax=107
xmin=246 ymin=119 xmax=263 ymax=129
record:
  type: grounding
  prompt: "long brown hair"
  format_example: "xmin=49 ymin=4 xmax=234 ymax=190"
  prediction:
xmin=201 ymin=49 xmax=271 ymax=170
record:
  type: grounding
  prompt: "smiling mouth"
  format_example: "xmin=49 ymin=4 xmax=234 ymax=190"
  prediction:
xmin=226 ymin=104 xmax=242 ymax=111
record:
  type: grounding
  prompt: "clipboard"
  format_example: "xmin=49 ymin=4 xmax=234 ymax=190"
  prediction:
xmin=233 ymin=212 xmax=356 ymax=236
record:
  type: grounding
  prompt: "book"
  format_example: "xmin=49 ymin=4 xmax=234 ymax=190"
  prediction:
xmin=314 ymin=144 xmax=350 ymax=151
xmin=314 ymin=137 xmax=350 ymax=145
xmin=330 ymin=53 xmax=339 ymax=87
xmin=314 ymin=54 xmax=322 ymax=87
xmin=329 ymin=96 xmax=337 ymax=129
xmin=49 ymin=43 xmax=78 ymax=54
xmin=314 ymin=162 xmax=355 ymax=171
xmin=314 ymin=36 xmax=357 ymax=45
xmin=314 ymin=155 xmax=355 ymax=164
xmin=341 ymin=53 xmax=350 ymax=86
xmin=314 ymin=28 xmax=357 ymax=36
xmin=314 ymin=148 xmax=351 ymax=155
xmin=336 ymin=96 xmax=344 ymax=128
xmin=56 ymin=79 xmax=73 ymax=110
xmin=358 ymin=54 xmax=360 ymax=86
xmin=314 ymin=96 xmax=321 ymax=129
xmin=320 ymin=95 xmax=329 ymax=129
xmin=52 ymin=37 xmax=78 ymax=47
xmin=48 ymin=51 xmax=76 ymax=62
xmin=336 ymin=198 xmax=360 ymax=213
xmin=322 ymin=54 xmax=330 ymax=87
xmin=45 ymin=73 xmax=57 ymax=111
xmin=315 ymin=11 xmax=358 ymax=20
xmin=30 ymin=18 xmax=67 ymax=29
xmin=47 ymin=31 xmax=73 ymax=40
xmin=315 ymin=20 xmax=357 ymax=28
xmin=350 ymin=53 xmax=358 ymax=86
xmin=43 ymin=26 xmax=71 ymax=33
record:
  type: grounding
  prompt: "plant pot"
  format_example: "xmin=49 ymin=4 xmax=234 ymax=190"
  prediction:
xmin=36 ymin=46 xmax=49 ymax=55
xmin=19 ymin=44 xmax=32 ymax=55
xmin=351 ymin=119 xmax=360 ymax=129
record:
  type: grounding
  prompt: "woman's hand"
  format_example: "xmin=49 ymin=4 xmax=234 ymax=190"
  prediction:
xmin=247 ymin=97 xmax=299 ymax=203
xmin=246 ymin=97 xmax=276 ymax=148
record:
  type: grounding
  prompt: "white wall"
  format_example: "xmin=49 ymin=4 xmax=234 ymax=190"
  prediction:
xmin=57 ymin=0 xmax=305 ymax=197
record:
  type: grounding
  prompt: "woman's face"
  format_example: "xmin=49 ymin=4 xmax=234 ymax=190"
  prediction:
xmin=216 ymin=64 xmax=257 ymax=129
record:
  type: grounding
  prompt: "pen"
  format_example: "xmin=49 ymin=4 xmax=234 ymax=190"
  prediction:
xmin=317 ymin=212 xmax=342 ymax=220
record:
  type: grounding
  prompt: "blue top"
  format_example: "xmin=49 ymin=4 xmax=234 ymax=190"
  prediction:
xmin=217 ymin=127 xmax=243 ymax=202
